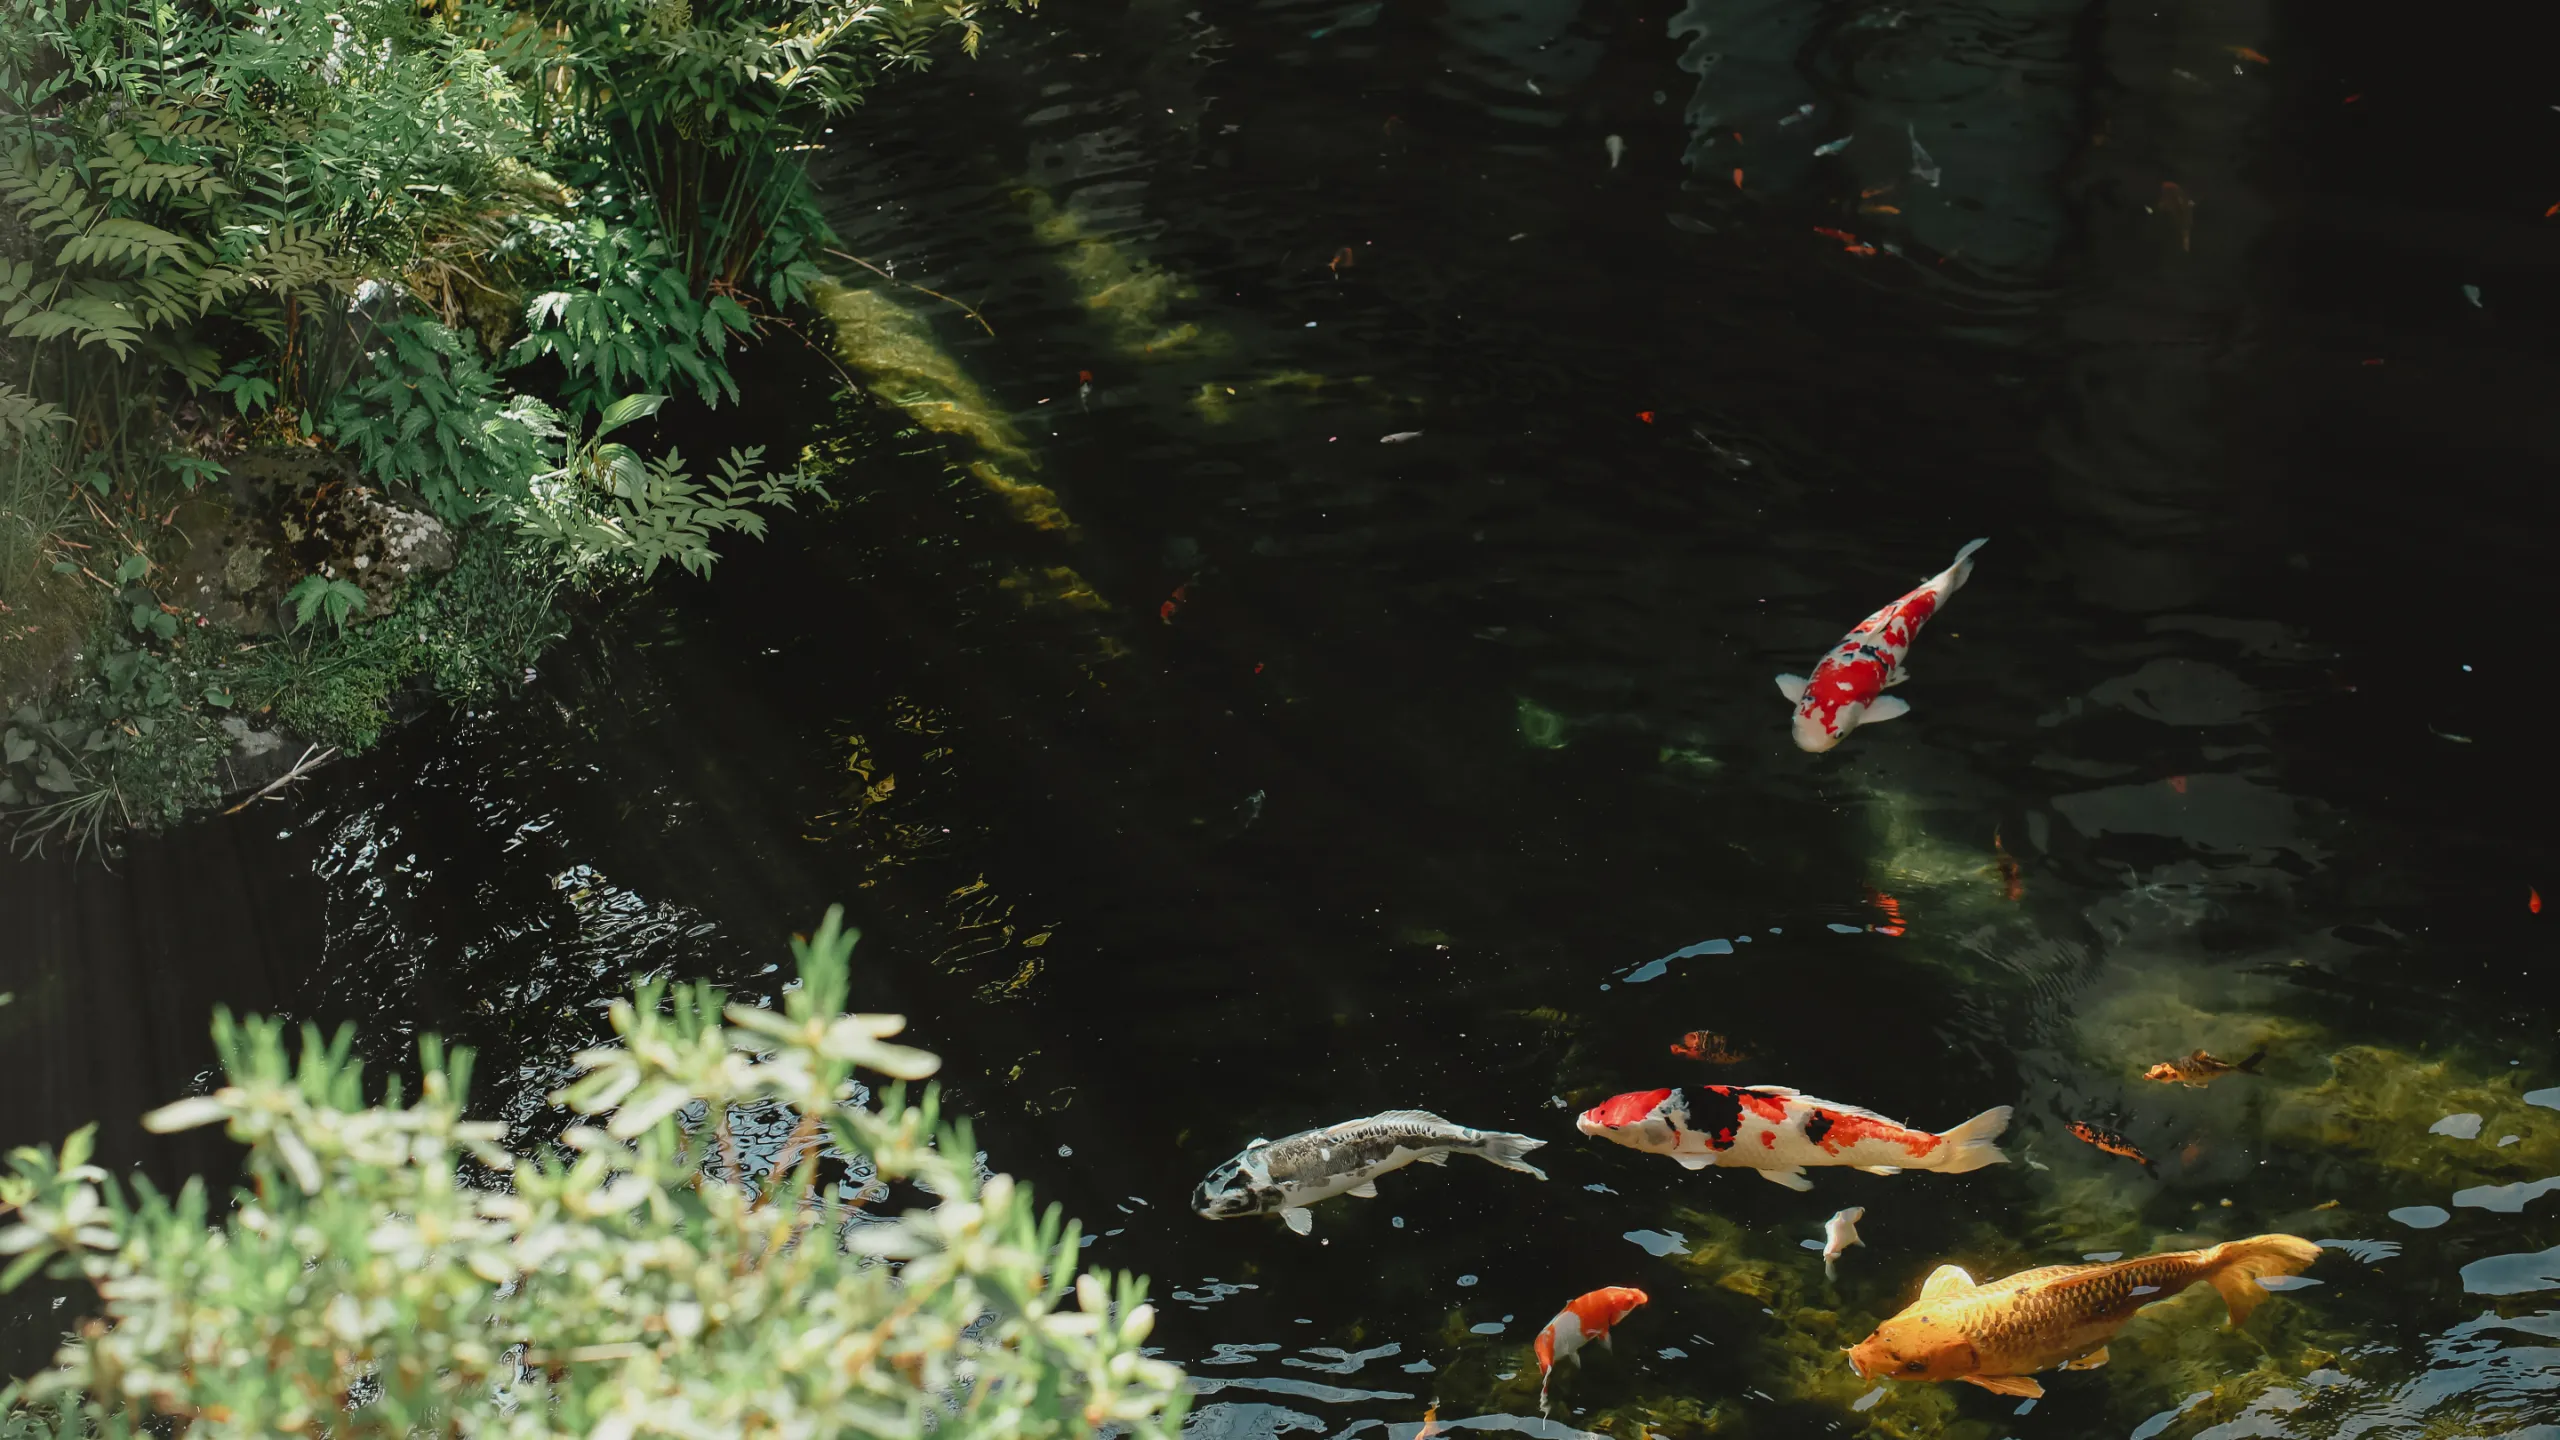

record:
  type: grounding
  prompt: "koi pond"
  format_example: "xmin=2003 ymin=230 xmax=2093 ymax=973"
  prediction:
xmin=5 ymin=0 xmax=2556 ymax=1434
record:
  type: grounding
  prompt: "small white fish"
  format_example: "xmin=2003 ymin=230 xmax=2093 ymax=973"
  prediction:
xmin=1380 ymin=431 xmax=1423 ymax=444
xmin=2463 ymin=284 xmax=2483 ymax=308
xmin=1605 ymin=134 xmax=1625 ymax=169
xmin=1823 ymin=1206 xmax=1866 ymax=1278
xmin=1906 ymin=123 xmax=1940 ymax=186
xmin=1527 ymin=79 xmax=1542 ymax=94
xmin=1814 ymin=135 xmax=1854 ymax=157
xmin=1778 ymin=102 xmax=1815 ymax=127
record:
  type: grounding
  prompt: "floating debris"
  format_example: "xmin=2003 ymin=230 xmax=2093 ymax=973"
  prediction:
xmin=1906 ymin=123 xmax=1940 ymax=186
xmin=2160 ymin=181 xmax=2195 ymax=251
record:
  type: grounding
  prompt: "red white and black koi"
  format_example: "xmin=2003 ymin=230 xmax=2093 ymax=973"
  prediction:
xmin=1576 ymin=1084 xmax=2011 ymax=1192
xmin=1778 ymin=538 xmax=1987 ymax=753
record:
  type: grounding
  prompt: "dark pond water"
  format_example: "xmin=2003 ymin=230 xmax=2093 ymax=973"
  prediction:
xmin=8 ymin=0 xmax=2560 ymax=1431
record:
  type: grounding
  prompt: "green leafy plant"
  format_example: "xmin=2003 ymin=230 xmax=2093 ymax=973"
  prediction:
xmin=520 ymin=0 xmax=1021 ymax=304
xmin=283 ymin=573 xmax=369 ymax=632
xmin=0 ymin=909 xmax=1189 ymax=1438
xmin=517 ymin=392 xmax=825 ymax=578
xmin=324 ymin=317 xmax=563 ymax=522
xmin=508 ymin=218 xmax=758 ymax=416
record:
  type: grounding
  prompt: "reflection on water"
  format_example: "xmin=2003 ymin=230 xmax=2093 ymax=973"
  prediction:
xmin=5 ymin=0 xmax=2558 ymax=1430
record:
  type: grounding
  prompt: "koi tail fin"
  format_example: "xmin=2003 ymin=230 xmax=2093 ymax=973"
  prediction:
xmin=1474 ymin=1130 xmax=1550 ymax=1181
xmin=2237 ymin=1047 xmax=2268 ymax=1074
xmin=1945 ymin=536 xmax=1989 ymax=590
xmin=1930 ymin=1105 xmax=2013 ymax=1173
xmin=2202 ymin=1234 xmax=2321 ymax=1326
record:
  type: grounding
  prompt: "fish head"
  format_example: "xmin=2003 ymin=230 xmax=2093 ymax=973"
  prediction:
xmin=1577 ymin=1089 xmax=1682 ymax=1150
xmin=1192 ymin=1147 xmax=1279 ymax=1220
xmin=2142 ymin=1062 xmax=2180 ymax=1082
xmin=1791 ymin=704 xmax=1848 ymax=753
xmin=1590 ymin=1286 xmax=1650 ymax=1329
xmin=1847 ymin=1313 xmax=1979 ymax=1383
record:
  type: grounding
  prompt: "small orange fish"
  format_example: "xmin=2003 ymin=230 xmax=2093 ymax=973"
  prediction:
xmin=2228 ymin=45 xmax=2270 ymax=63
xmin=1860 ymin=183 xmax=1896 ymax=199
xmin=1732 ymin=168 xmax=1745 ymax=189
xmin=1329 ymin=246 xmax=1357 ymax=275
xmin=2533 ymin=887 xmax=2544 ymax=914
xmin=1636 ymin=411 xmax=1655 ymax=424
xmin=2143 ymin=1048 xmax=2264 ymax=1087
xmin=1535 ymin=1287 xmax=1648 ymax=1412
xmin=2068 ymin=1121 xmax=2155 ymax=1173
xmin=1992 ymin=829 xmax=2024 ymax=901
xmin=1813 ymin=226 xmax=1859 ymax=244
xmin=1415 ymin=1406 xmax=1440 ymax=1440
xmin=1859 ymin=204 xmax=1902 ymax=215
xmin=1868 ymin=890 xmax=1907 ymax=935
xmin=1669 ymin=1029 xmax=1747 ymax=1064
xmin=1161 ymin=582 xmax=1190 ymax=624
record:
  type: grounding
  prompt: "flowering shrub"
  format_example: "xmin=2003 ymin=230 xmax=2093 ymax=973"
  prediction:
xmin=0 ymin=909 xmax=1187 ymax=1438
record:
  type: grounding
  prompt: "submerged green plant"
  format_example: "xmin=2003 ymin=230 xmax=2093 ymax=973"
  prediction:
xmin=0 ymin=908 xmax=1189 ymax=1436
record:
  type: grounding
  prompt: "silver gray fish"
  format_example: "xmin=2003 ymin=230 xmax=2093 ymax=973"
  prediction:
xmin=1192 ymin=1109 xmax=1548 ymax=1235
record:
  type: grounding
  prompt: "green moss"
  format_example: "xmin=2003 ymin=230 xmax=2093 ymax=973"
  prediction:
xmin=4 ymin=523 xmax=562 ymax=853
xmin=223 ymin=524 xmax=563 ymax=753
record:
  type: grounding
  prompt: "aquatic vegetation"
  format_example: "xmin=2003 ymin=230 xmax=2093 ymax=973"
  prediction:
xmin=0 ymin=910 xmax=1187 ymax=1436
xmin=812 ymin=281 xmax=1071 ymax=530
xmin=1519 ymin=697 xmax=1572 ymax=749
xmin=1021 ymin=190 xmax=1214 ymax=357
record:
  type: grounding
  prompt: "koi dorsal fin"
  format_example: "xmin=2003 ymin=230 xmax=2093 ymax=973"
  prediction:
xmin=1919 ymin=1264 xmax=1977 ymax=1301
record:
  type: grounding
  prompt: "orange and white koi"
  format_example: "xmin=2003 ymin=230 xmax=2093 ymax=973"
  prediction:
xmin=1778 ymin=539 xmax=1985 ymax=753
xmin=1576 ymin=1085 xmax=2011 ymax=1192
xmin=1535 ymin=1286 xmax=1648 ymax=1412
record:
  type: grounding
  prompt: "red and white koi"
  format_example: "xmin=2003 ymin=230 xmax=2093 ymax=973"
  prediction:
xmin=1576 ymin=1084 xmax=2011 ymax=1192
xmin=1778 ymin=538 xmax=1987 ymax=753
xmin=1534 ymin=1286 xmax=1648 ymax=1413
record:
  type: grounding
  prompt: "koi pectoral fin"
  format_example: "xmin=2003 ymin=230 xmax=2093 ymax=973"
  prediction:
xmin=1863 ymin=696 xmax=1911 ymax=722
xmin=1776 ymin=674 xmax=1809 ymax=704
xmin=1347 ymin=1180 xmax=1379 ymax=1198
xmin=1281 ymin=1207 xmax=1314 ymax=1235
xmin=1673 ymin=1153 xmax=1714 ymax=1170
xmin=2063 ymin=1348 xmax=2110 ymax=1371
xmin=1961 ymin=1375 xmax=2045 ymax=1398
xmin=1758 ymin=1166 xmax=1815 ymax=1192
xmin=1856 ymin=1165 xmax=1903 ymax=1175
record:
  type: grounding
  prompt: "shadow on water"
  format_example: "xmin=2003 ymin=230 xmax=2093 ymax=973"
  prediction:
xmin=7 ymin=0 xmax=2560 ymax=1428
